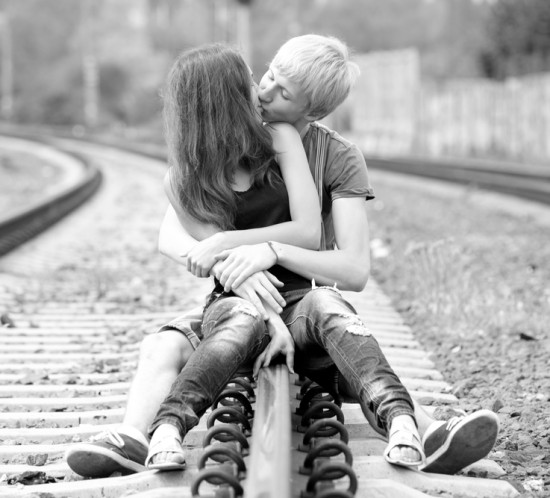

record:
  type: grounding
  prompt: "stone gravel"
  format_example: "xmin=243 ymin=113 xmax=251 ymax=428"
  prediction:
xmin=367 ymin=169 xmax=550 ymax=497
xmin=2 ymin=141 xmax=549 ymax=496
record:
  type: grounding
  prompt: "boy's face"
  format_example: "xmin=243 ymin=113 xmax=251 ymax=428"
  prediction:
xmin=248 ymin=66 xmax=263 ymax=120
xmin=258 ymin=65 xmax=310 ymax=130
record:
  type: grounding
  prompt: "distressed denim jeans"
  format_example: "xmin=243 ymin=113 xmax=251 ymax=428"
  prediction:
xmin=148 ymin=295 xmax=269 ymax=439
xmin=281 ymin=286 xmax=415 ymax=434
xmin=149 ymin=286 xmax=414 ymax=439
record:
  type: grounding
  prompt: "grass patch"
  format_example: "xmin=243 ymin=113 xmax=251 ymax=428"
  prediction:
xmin=367 ymin=171 xmax=549 ymax=352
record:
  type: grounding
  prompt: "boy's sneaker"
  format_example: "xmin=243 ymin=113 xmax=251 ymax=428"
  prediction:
xmin=421 ymin=409 xmax=500 ymax=475
xmin=65 ymin=430 xmax=148 ymax=478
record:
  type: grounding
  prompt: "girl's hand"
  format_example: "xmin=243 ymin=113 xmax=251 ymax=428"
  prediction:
xmin=253 ymin=315 xmax=295 ymax=378
xmin=231 ymin=271 xmax=285 ymax=321
xmin=215 ymin=243 xmax=278 ymax=291
xmin=182 ymin=232 xmax=227 ymax=278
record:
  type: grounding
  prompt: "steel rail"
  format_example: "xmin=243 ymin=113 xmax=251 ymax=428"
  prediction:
xmin=0 ymin=137 xmax=522 ymax=498
xmin=365 ymin=155 xmax=550 ymax=206
xmin=244 ymin=364 xmax=292 ymax=498
xmin=0 ymin=145 xmax=102 ymax=257
xmin=1 ymin=126 xmax=548 ymax=260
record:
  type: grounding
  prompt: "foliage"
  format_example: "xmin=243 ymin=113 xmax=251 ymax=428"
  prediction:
xmin=480 ymin=0 xmax=550 ymax=79
xmin=251 ymin=0 xmax=490 ymax=82
xmin=0 ymin=0 xmax=533 ymax=128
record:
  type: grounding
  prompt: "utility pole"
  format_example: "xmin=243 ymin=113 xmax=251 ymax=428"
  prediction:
xmin=235 ymin=0 xmax=252 ymax=65
xmin=81 ymin=0 xmax=99 ymax=129
xmin=0 ymin=11 xmax=13 ymax=121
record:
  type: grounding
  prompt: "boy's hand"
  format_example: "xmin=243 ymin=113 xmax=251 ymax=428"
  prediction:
xmin=231 ymin=271 xmax=285 ymax=321
xmin=215 ymin=243 xmax=277 ymax=291
xmin=182 ymin=232 xmax=227 ymax=278
xmin=253 ymin=314 xmax=295 ymax=378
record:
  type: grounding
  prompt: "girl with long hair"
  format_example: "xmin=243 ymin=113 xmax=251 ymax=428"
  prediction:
xmin=145 ymin=43 xmax=322 ymax=469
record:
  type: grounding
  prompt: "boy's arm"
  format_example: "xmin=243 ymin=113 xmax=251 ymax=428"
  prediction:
xmin=218 ymin=197 xmax=371 ymax=292
xmin=269 ymin=197 xmax=371 ymax=291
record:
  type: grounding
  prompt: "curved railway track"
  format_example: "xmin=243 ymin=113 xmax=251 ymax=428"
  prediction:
xmin=0 ymin=135 xmax=525 ymax=497
xmin=0 ymin=135 xmax=102 ymax=257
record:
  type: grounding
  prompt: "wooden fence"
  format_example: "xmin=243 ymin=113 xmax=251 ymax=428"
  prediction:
xmin=341 ymin=50 xmax=550 ymax=165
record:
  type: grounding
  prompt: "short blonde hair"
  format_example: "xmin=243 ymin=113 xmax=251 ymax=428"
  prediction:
xmin=271 ymin=34 xmax=360 ymax=120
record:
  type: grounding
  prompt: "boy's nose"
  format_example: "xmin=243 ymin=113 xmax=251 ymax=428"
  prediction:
xmin=259 ymin=93 xmax=271 ymax=104
xmin=259 ymin=83 xmax=274 ymax=102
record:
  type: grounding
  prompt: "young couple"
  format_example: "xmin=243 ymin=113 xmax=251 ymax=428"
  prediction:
xmin=65 ymin=34 xmax=499 ymax=478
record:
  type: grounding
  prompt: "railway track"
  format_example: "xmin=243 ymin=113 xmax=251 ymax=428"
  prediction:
xmin=0 ymin=135 xmax=102 ymax=257
xmin=364 ymin=155 xmax=550 ymax=207
xmin=0 ymin=135 xmax=523 ymax=497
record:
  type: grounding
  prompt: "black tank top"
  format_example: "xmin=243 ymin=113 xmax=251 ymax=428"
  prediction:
xmin=213 ymin=171 xmax=311 ymax=293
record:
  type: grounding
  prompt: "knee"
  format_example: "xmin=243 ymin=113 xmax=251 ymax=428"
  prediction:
xmin=139 ymin=332 xmax=192 ymax=370
xmin=209 ymin=297 xmax=263 ymax=324
xmin=304 ymin=289 xmax=369 ymax=334
xmin=302 ymin=287 xmax=351 ymax=317
xmin=205 ymin=297 xmax=266 ymax=342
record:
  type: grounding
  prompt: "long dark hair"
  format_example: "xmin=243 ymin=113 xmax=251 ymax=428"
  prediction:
xmin=163 ymin=43 xmax=278 ymax=230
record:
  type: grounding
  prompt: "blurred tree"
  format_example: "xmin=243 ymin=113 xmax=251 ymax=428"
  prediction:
xmin=0 ymin=0 xmax=82 ymax=123
xmin=146 ymin=0 xmax=215 ymax=54
xmin=251 ymin=0 xmax=490 ymax=81
xmin=99 ymin=62 xmax=130 ymax=122
xmin=0 ymin=0 xmax=496 ymax=129
xmin=480 ymin=0 xmax=550 ymax=78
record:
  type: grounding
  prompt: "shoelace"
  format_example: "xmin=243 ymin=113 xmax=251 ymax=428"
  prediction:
xmin=89 ymin=430 xmax=125 ymax=448
xmin=444 ymin=416 xmax=464 ymax=431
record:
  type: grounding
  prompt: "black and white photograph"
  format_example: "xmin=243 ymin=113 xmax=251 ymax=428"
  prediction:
xmin=0 ymin=1 xmax=548 ymax=497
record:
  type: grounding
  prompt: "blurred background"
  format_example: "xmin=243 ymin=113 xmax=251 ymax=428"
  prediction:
xmin=0 ymin=0 xmax=549 ymax=162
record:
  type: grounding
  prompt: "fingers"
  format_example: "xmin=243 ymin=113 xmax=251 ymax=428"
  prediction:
xmin=219 ymin=256 xmax=258 ymax=291
xmin=187 ymin=258 xmax=208 ymax=278
xmin=213 ymin=250 xmax=229 ymax=261
xmin=286 ymin=348 xmax=295 ymax=374
xmin=242 ymin=289 xmax=269 ymax=321
xmin=221 ymin=262 xmax=247 ymax=292
xmin=258 ymin=273 xmax=285 ymax=309
xmin=262 ymin=346 xmax=274 ymax=369
xmin=254 ymin=285 xmax=283 ymax=314
xmin=187 ymin=255 xmax=200 ymax=277
xmin=233 ymin=277 xmax=283 ymax=315
xmin=253 ymin=350 xmax=267 ymax=379
xmin=254 ymin=341 xmax=295 ymax=378
xmin=264 ymin=271 xmax=284 ymax=288
xmin=228 ymin=267 xmax=254 ymax=291
xmin=214 ymin=256 xmax=243 ymax=290
xmin=231 ymin=272 xmax=287 ymax=318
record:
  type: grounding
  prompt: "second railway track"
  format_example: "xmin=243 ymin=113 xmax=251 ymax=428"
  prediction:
xmin=0 ymin=136 xmax=522 ymax=497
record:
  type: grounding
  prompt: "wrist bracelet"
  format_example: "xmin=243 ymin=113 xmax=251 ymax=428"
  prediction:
xmin=266 ymin=241 xmax=279 ymax=263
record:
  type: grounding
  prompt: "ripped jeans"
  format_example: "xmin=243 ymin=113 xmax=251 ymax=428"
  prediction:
xmin=281 ymin=286 xmax=414 ymax=434
xmin=149 ymin=286 xmax=414 ymax=440
xmin=149 ymin=295 xmax=269 ymax=439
